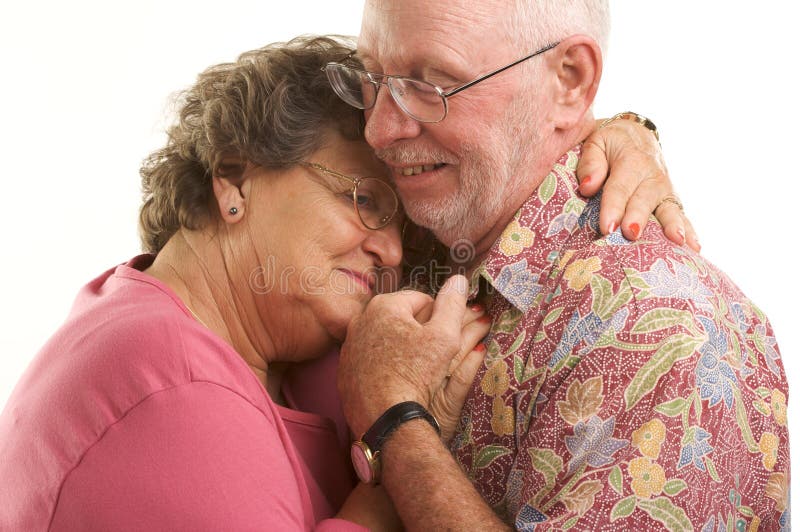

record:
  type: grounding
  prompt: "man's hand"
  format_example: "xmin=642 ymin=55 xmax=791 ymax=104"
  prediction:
xmin=577 ymin=118 xmax=700 ymax=251
xmin=338 ymin=275 xmax=477 ymax=437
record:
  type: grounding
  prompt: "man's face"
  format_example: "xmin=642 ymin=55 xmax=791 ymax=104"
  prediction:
xmin=358 ymin=0 xmax=544 ymax=247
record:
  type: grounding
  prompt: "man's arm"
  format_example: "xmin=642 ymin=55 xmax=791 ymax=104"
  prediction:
xmin=337 ymin=276 xmax=508 ymax=530
xmin=381 ymin=420 xmax=509 ymax=531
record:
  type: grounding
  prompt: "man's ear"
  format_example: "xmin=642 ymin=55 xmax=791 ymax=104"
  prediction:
xmin=549 ymin=35 xmax=602 ymax=130
xmin=211 ymin=155 xmax=248 ymax=223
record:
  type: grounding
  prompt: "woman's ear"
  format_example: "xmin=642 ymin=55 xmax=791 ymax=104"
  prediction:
xmin=212 ymin=155 xmax=247 ymax=223
xmin=549 ymin=35 xmax=603 ymax=130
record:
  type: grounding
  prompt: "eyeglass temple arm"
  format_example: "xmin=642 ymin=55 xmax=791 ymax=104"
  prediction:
xmin=442 ymin=42 xmax=560 ymax=98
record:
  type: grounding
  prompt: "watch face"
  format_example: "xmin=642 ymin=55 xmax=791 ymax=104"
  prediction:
xmin=350 ymin=441 xmax=374 ymax=483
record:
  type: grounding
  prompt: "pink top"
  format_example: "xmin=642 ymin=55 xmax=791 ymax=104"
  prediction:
xmin=0 ymin=256 xmax=364 ymax=531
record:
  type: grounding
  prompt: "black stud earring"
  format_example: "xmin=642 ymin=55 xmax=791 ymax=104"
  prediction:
xmin=229 ymin=207 xmax=238 ymax=216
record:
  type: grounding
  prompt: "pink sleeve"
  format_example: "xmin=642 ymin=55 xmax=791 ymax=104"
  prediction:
xmin=49 ymin=382 xmax=366 ymax=531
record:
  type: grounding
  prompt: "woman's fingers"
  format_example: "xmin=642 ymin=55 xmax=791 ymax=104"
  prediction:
xmin=432 ymin=345 xmax=486 ymax=442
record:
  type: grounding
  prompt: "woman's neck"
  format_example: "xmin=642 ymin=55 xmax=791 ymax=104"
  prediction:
xmin=144 ymin=228 xmax=282 ymax=399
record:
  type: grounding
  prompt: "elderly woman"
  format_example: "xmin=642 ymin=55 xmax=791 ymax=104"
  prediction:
xmin=0 ymin=35 xmax=685 ymax=530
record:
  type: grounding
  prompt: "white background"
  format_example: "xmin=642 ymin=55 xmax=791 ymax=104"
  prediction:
xmin=1 ymin=0 xmax=797 ymax=519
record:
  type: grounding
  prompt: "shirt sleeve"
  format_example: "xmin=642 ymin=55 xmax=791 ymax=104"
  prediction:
xmin=49 ymin=381 xmax=366 ymax=531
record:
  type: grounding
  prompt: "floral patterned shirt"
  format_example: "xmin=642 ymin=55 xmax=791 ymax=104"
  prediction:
xmin=451 ymin=145 xmax=790 ymax=531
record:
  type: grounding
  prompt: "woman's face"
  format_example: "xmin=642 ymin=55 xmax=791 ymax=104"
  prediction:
xmin=239 ymin=132 xmax=403 ymax=350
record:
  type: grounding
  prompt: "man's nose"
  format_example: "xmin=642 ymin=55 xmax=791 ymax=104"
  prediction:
xmin=364 ymin=87 xmax=423 ymax=151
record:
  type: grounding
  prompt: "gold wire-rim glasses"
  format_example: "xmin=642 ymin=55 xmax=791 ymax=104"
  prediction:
xmin=299 ymin=162 xmax=400 ymax=230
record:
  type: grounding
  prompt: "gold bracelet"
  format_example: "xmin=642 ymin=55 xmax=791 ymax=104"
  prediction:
xmin=599 ymin=111 xmax=659 ymax=142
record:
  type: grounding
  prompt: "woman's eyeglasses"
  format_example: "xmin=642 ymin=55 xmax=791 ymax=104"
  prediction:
xmin=300 ymin=162 xmax=399 ymax=230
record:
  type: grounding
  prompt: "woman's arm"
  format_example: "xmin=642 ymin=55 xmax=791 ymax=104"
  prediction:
xmin=579 ymin=115 xmax=699 ymax=251
xmin=49 ymin=382 xmax=367 ymax=531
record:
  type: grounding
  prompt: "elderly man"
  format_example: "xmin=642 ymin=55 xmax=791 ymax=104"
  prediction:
xmin=335 ymin=1 xmax=789 ymax=530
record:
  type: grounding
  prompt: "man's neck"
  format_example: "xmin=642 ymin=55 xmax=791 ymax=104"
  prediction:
xmin=452 ymin=118 xmax=596 ymax=273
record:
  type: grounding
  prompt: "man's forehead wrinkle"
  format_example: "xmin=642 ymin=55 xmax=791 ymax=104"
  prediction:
xmin=360 ymin=2 xmax=500 ymax=74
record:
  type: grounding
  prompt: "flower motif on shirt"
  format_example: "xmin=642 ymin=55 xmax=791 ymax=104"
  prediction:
xmin=557 ymin=249 xmax=576 ymax=270
xmin=491 ymin=396 xmax=515 ymax=436
xmin=564 ymin=257 xmax=602 ymax=291
xmin=753 ymin=323 xmax=782 ymax=378
xmin=772 ymin=389 xmax=787 ymax=426
xmin=499 ymin=220 xmax=535 ymax=256
xmin=481 ymin=360 xmax=510 ymax=396
xmin=547 ymin=214 xmax=579 ymax=239
xmin=577 ymin=194 xmax=601 ymax=232
xmin=678 ymin=426 xmax=714 ymax=471
xmin=565 ymin=415 xmax=627 ymax=475
xmin=604 ymin=226 xmax=631 ymax=246
xmin=631 ymin=418 xmax=666 ymax=459
xmin=628 ymin=457 xmax=666 ymax=498
xmin=759 ymin=432 xmax=779 ymax=471
xmin=639 ymin=258 xmax=714 ymax=309
xmin=548 ymin=310 xmax=603 ymax=370
xmin=730 ymin=302 xmax=750 ymax=333
xmin=494 ymin=259 xmax=542 ymax=311
xmin=695 ymin=316 xmax=737 ymax=410
xmin=515 ymin=504 xmax=548 ymax=528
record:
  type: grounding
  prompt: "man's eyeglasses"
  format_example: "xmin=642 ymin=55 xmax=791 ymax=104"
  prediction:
xmin=300 ymin=162 xmax=399 ymax=230
xmin=324 ymin=42 xmax=560 ymax=123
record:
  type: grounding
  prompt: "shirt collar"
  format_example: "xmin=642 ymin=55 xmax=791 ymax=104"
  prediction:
xmin=468 ymin=144 xmax=600 ymax=312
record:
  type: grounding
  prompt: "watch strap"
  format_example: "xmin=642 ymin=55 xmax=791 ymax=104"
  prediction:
xmin=361 ymin=401 xmax=440 ymax=453
xmin=599 ymin=111 xmax=660 ymax=142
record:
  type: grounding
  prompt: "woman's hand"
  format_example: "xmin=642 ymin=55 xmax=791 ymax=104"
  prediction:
xmin=577 ymin=117 xmax=700 ymax=252
xmin=430 ymin=305 xmax=489 ymax=442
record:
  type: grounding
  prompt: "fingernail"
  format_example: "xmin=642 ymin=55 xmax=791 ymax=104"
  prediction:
xmin=629 ymin=223 xmax=641 ymax=239
xmin=607 ymin=221 xmax=618 ymax=234
xmin=474 ymin=343 xmax=486 ymax=352
xmin=443 ymin=275 xmax=468 ymax=296
xmin=677 ymin=228 xmax=686 ymax=245
xmin=470 ymin=303 xmax=484 ymax=313
xmin=477 ymin=315 xmax=492 ymax=324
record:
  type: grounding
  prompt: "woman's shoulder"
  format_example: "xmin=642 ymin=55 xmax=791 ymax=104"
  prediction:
xmin=0 ymin=256 xmax=274 ymax=529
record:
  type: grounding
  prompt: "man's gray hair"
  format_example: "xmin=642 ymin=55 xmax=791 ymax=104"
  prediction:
xmin=506 ymin=0 xmax=610 ymax=54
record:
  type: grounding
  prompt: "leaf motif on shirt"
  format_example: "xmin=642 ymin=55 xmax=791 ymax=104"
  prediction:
xmin=662 ymin=479 xmax=688 ymax=496
xmin=542 ymin=306 xmax=564 ymax=328
xmin=474 ymin=444 xmax=512 ymax=469
xmin=733 ymin=390 xmax=759 ymax=453
xmin=561 ymin=480 xmax=603 ymax=517
xmin=507 ymin=330 xmax=526 ymax=356
xmin=637 ymin=497 xmax=693 ymax=531
xmin=765 ymin=472 xmax=788 ymax=513
xmin=591 ymin=275 xmax=633 ymax=321
xmin=557 ymin=376 xmax=604 ymax=425
xmin=631 ymin=308 xmax=697 ymax=335
xmin=610 ymin=495 xmax=637 ymax=521
xmin=654 ymin=397 xmax=689 ymax=418
xmin=529 ymin=447 xmax=564 ymax=488
xmin=494 ymin=307 xmax=524 ymax=333
xmin=605 ymin=466 xmax=621 ymax=495
xmin=625 ymin=334 xmax=703 ymax=411
xmin=538 ymin=174 xmax=557 ymax=205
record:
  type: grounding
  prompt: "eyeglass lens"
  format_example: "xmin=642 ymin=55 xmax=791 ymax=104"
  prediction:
xmin=353 ymin=178 xmax=399 ymax=229
xmin=325 ymin=64 xmax=445 ymax=123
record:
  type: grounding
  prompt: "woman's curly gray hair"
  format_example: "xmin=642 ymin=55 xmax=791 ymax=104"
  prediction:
xmin=139 ymin=35 xmax=363 ymax=253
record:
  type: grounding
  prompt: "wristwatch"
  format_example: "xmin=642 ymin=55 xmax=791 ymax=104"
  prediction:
xmin=350 ymin=401 xmax=440 ymax=484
